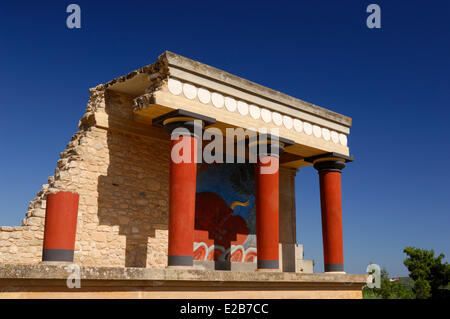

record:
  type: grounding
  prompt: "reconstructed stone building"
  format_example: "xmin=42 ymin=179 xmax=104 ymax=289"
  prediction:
xmin=0 ymin=52 xmax=367 ymax=298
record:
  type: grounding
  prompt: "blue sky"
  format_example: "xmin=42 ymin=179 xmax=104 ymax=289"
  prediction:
xmin=0 ymin=1 xmax=448 ymax=276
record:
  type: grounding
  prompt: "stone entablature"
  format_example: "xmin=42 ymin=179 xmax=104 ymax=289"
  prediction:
xmin=101 ymin=51 xmax=352 ymax=168
xmin=134 ymin=79 xmax=349 ymax=158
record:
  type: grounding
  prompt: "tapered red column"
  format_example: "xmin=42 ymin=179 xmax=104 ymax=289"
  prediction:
xmin=314 ymin=160 xmax=346 ymax=273
xmin=167 ymin=135 xmax=198 ymax=266
xmin=42 ymin=191 xmax=79 ymax=262
xmin=153 ymin=109 xmax=215 ymax=267
xmin=252 ymin=135 xmax=293 ymax=271
xmin=255 ymin=155 xmax=280 ymax=270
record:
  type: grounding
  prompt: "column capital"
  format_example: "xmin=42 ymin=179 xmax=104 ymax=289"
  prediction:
xmin=305 ymin=152 xmax=354 ymax=173
xmin=279 ymin=166 xmax=299 ymax=176
xmin=152 ymin=109 xmax=216 ymax=138
xmin=249 ymin=134 xmax=294 ymax=158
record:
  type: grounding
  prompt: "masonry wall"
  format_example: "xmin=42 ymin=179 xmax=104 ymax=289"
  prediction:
xmin=0 ymin=88 xmax=171 ymax=267
xmin=0 ymin=87 xmax=298 ymax=268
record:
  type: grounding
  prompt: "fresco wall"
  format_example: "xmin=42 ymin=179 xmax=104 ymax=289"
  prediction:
xmin=194 ymin=163 xmax=257 ymax=263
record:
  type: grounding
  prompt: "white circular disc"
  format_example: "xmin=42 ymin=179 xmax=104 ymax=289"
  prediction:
xmin=272 ymin=112 xmax=282 ymax=126
xmin=261 ymin=108 xmax=272 ymax=123
xmin=293 ymin=119 xmax=303 ymax=133
xmin=198 ymin=88 xmax=211 ymax=104
xmin=313 ymin=125 xmax=322 ymax=138
xmin=282 ymin=115 xmax=293 ymax=129
xmin=168 ymin=78 xmax=182 ymax=95
xmin=183 ymin=83 xmax=197 ymax=100
xmin=304 ymin=122 xmax=312 ymax=135
xmin=211 ymin=92 xmax=224 ymax=108
xmin=237 ymin=101 xmax=249 ymax=116
xmin=225 ymin=97 xmax=237 ymax=112
xmin=331 ymin=131 xmax=339 ymax=144
xmin=339 ymin=134 xmax=348 ymax=146
xmin=249 ymin=105 xmax=260 ymax=119
xmin=322 ymin=128 xmax=331 ymax=141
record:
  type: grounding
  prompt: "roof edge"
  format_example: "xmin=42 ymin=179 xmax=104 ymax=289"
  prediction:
xmin=160 ymin=51 xmax=352 ymax=128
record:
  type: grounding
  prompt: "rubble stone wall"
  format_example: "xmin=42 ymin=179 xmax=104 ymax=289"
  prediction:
xmin=0 ymin=87 xmax=171 ymax=268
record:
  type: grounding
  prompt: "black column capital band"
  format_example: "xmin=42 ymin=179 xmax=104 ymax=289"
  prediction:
xmin=305 ymin=152 xmax=354 ymax=164
xmin=249 ymin=134 xmax=294 ymax=158
xmin=313 ymin=160 xmax=346 ymax=173
xmin=305 ymin=152 xmax=354 ymax=173
xmin=163 ymin=120 xmax=204 ymax=138
xmin=153 ymin=109 xmax=216 ymax=138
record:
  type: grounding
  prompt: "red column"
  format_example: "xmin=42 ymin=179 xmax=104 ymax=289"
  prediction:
xmin=153 ymin=110 xmax=214 ymax=268
xmin=315 ymin=160 xmax=346 ymax=272
xmin=167 ymin=135 xmax=198 ymax=267
xmin=255 ymin=155 xmax=280 ymax=270
xmin=42 ymin=191 xmax=79 ymax=262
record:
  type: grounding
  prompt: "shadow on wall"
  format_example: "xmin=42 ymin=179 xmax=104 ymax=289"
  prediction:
xmin=97 ymin=90 xmax=170 ymax=267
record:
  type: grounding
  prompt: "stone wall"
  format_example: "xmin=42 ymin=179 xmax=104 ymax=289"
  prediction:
xmin=0 ymin=87 xmax=171 ymax=268
xmin=0 ymin=264 xmax=367 ymax=299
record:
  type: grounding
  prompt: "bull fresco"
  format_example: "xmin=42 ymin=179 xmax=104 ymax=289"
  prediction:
xmin=194 ymin=163 xmax=257 ymax=263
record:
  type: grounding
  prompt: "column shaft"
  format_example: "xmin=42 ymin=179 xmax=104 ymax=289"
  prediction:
xmin=255 ymin=156 xmax=280 ymax=270
xmin=318 ymin=169 xmax=344 ymax=272
xmin=168 ymin=135 xmax=197 ymax=266
xmin=42 ymin=191 xmax=79 ymax=262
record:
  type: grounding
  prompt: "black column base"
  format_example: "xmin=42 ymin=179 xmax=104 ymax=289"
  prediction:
xmin=42 ymin=249 xmax=74 ymax=262
xmin=257 ymin=259 xmax=279 ymax=270
xmin=324 ymin=263 xmax=344 ymax=272
xmin=168 ymin=255 xmax=193 ymax=267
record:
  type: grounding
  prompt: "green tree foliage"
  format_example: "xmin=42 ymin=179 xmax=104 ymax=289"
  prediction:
xmin=403 ymin=247 xmax=450 ymax=299
xmin=362 ymin=286 xmax=382 ymax=299
xmin=363 ymin=268 xmax=414 ymax=299
xmin=412 ymin=279 xmax=431 ymax=299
